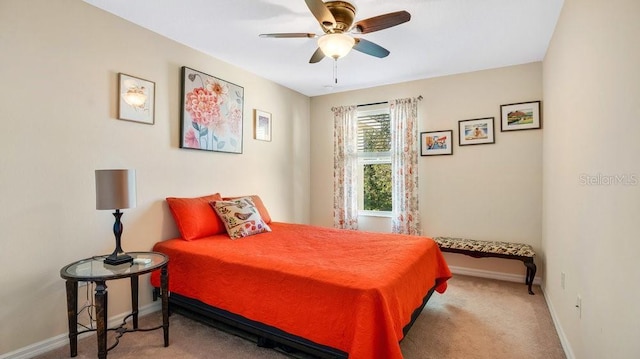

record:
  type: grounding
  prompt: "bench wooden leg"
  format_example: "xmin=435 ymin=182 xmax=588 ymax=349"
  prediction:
xmin=523 ymin=259 xmax=536 ymax=295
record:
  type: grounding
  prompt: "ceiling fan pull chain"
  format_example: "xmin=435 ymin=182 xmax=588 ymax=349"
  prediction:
xmin=334 ymin=58 xmax=338 ymax=84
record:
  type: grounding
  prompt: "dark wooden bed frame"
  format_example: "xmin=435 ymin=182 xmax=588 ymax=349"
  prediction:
xmin=154 ymin=284 xmax=437 ymax=358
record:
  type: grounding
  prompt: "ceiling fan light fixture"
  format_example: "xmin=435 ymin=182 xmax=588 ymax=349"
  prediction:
xmin=318 ymin=33 xmax=355 ymax=59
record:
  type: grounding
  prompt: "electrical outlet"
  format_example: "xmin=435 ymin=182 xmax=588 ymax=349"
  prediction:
xmin=561 ymin=272 xmax=565 ymax=290
xmin=576 ymin=295 xmax=582 ymax=319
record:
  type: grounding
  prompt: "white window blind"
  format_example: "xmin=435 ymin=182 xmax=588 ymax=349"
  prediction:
xmin=356 ymin=103 xmax=392 ymax=213
xmin=357 ymin=112 xmax=390 ymax=153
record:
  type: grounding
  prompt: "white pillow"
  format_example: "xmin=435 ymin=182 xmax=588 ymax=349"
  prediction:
xmin=210 ymin=197 xmax=271 ymax=239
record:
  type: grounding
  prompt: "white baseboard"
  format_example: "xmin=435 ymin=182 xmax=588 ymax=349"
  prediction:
xmin=448 ymin=265 xmax=542 ymax=285
xmin=0 ymin=302 xmax=161 ymax=359
xmin=541 ymin=286 xmax=575 ymax=359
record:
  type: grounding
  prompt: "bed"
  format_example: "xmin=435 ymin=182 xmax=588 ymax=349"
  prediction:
xmin=150 ymin=194 xmax=451 ymax=359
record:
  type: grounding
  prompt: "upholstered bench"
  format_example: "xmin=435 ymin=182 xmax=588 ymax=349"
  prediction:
xmin=433 ymin=237 xmax=537 ymax=295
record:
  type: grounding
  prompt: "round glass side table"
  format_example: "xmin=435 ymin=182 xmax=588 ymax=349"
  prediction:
xmin=60 ymin=251 xmax=169 ymax=359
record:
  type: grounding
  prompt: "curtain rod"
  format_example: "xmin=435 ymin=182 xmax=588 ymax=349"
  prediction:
xmin=357 ymin=96 xmax=423 ymax=108
xmin=357 ymin=101 xmax=387 ymax=108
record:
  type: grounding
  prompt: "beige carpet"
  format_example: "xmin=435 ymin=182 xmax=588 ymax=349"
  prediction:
xmin=35 ymin=275 xmax=565 ymax=359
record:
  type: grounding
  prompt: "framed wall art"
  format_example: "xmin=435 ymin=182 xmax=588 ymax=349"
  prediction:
xmin=458 ymin=117 xmax=495 ymax=146
xmin=180 ymin=66 xmax=244 ymax=154
xmin=118 ymin=73 xmax=155 ymax=125
xmin=500 ymin=101 xmax=541 ymax=131
xmin=420 ymin=130 xmax=453 ymax=156
xmin=254 ymin=109 xmax=272 ymax=142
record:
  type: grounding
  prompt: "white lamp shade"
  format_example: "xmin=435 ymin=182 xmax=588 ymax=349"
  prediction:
xmin=95 ymin=169 xmax=137 ymax=210
xmin=318 ymin=33 xmax=355 ymax=59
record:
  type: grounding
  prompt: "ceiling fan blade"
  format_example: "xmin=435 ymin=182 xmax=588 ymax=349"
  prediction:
xmin=305 ymin=0 xmax=336 ymax=30
xmin=259 ymin=33 xmax=317 ymax=38
xmin=309 ymin=47 xmax=326 ymax=63
xmin=353 ymin=10 xmax=411 ymax=34
xmin=353 ymin=38 xmax=390 ymax=58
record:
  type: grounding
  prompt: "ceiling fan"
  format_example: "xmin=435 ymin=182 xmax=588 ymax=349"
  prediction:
xmin=259 ymin=0 xmax=411 ymax=64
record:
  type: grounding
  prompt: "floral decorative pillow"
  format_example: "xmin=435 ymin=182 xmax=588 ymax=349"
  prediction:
xmin=222 ymin=195 xmax=272 ymax=224
xmin=210 ymin=198 xmax=271 ymax=239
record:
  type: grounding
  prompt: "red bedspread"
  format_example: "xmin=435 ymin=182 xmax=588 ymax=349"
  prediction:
xmin=151 ymin=222 xmax=451 ymax=359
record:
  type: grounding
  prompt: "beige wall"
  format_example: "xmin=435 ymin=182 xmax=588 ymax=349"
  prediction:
xmin=542 ymin=0 xmax=640 ymax=358
xmin=9 ymin=0 xmax=639 ymax=357
xmin=310 ymin=63 xmax=543 ymax=279
xmin=0 ymin=0 xmax=310 ymax=354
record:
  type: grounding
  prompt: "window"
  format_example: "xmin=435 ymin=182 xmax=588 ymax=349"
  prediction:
xmin=357 ymin=103 xmax=392 ymax=214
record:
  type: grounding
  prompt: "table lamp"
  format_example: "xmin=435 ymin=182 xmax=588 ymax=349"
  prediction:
xmin=95 ymin=169 xmax=136 ymax=265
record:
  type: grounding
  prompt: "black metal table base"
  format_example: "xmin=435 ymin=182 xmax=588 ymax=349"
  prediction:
xmin=61 ymin=253 xmax=169 ymax=359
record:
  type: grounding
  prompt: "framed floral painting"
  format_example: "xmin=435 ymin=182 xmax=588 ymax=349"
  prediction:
xmin=180 ymin=66 xmax=244 ymax=153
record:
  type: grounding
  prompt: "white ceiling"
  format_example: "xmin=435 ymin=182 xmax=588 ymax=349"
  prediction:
xmin=83 ymin=0 xmax=564 ymax=97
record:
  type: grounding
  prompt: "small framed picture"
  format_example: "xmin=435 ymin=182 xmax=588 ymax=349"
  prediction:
xmin=421 ymin=130 xmax=453 ymax=156
xmin=118 ymin=73 xmax=155 ymax=125
xmin=500 ymin=101 xmax=541 ymax=131
xmin=254 ymin=109 xmax=272 ymax=141
xmin=458 ymin=117 xmax=495 ymax=146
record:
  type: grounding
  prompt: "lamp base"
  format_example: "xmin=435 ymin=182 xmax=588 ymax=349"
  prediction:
xmin=103 ymin=253 xmax=133 ymax=266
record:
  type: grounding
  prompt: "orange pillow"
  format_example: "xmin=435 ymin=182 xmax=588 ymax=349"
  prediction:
xmin=222 ymin=195 xmax=272 ymax=223
xmin=166 ymin=193 xmax=225 ymax=240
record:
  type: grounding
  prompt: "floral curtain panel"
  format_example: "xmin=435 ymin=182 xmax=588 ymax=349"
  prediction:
xmin=332 ymin=105 xmax=359 ymax=230
xmin=390 ymin=98 xmax=421 ymax=235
